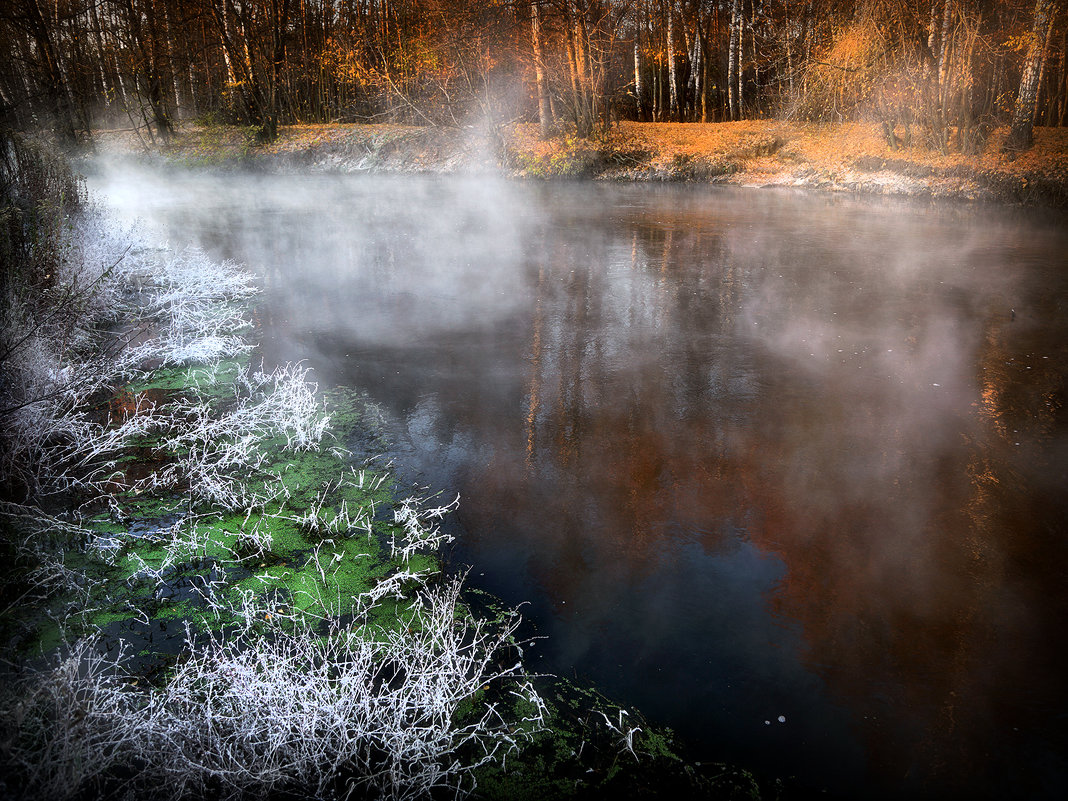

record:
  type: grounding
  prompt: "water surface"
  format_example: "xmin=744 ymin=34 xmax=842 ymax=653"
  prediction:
xmin=94 ymin=169 xmax=1068 ymax=799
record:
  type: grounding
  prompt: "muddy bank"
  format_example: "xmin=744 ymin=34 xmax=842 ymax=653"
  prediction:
xmin=93 ymin=120 xmax=1068 ymax=207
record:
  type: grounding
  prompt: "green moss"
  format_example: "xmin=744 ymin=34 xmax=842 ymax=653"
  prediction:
xmin=125 ymin=356 xmax=248 ymax=394
xmin=472 ymin=683 xmax=772 ymax=801
xmin=116 ymin=495 xmax=185 ymax=521
xmin=84 ymin=514 xmax=125 ymax=535
xmin=216 ymin=539 xmax=431 ymax=636
xmin=635 ymin=726 xmax=681 ymax=763
xmin=473 ymin=710 xmax=589 ymax=801
xmin=31 ymin=618 xmax=65 ymax=655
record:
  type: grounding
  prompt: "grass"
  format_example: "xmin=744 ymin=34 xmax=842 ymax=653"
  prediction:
xmin=504 ymin=120 xmax=1068 ymax=203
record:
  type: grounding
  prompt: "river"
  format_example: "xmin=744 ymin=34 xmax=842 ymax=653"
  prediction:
xmin=92 ymin=168 xmax=1068 ymax=799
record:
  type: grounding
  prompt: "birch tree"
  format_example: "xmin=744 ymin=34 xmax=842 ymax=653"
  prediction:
xmin=1008 ymin=0 xmax=1063 ymax=149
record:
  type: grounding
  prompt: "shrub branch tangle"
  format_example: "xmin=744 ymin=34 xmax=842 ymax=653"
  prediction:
xmin=4 ymin=581 xmax=545 ymax=801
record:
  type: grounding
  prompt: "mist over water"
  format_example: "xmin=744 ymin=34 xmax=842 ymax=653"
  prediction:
xmin=91 ymin=165 xmax=1068 ymax=799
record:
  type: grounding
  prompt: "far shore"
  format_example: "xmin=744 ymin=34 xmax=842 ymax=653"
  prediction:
xmin=91 ymin=119 xmax=1068 ymax=207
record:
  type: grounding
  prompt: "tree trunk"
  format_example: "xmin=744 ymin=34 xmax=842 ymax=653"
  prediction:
xmin=119 ymin=0 xmax=172 ymax=141
xmin=690 ymin=22 xmax=702 ymax=122
xmin=88 ymin=0 xmax=113 ymax=107
xmin=634 ymin=35 xmax=644 ymax=120
xmin=564 ymin=13 xmax=586 ymax=135
xmin=700 ymin=21 xmax=710 ymax=122
xmin=159 ymin=0 xmax=181 ymax=120
xmin=728 ymin=0 xmax=740 ymax=120
xmin=1008 ymin=0 xmax=1060 ymax=150
xmin=265 ymin=0 xmax=292 ymax=141
xmin=736 ymin=0 xmax=745 ymax=118
xmin=937 ymin=0 xmax=953 ymax=110
xmin=785 ymin=1 xmax=794 ymax=100
xmin=531 ymin=1 xmax=552 ymax=137
xmin=573 ymin=5 xmax=593 ymax=121
xmin=1033 ymin=7 xmax=1056 ymax=124
xmin=748 ymin=0 xmax=758 ymax=116
xmin=210 ymin=0 xmax=268 ymax=132
xmin=144 ymin=0 xmax=173 ymax=138
xmin=25 ymin=0 xmax=79 ymax=141
xmin=1060 ymin=25 xmax=1068 ymax=125
xmin=667 ymin=1 xmax=679 ymax=119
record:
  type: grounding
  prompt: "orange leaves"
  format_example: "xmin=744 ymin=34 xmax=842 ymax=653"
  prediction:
xmin=389 ymin=39 xmax=447 ymax=79
xmin=319 ymin=37 xmax=371 ymax=85
xmin=1003 ymin=31 xmax=1039 ymax=55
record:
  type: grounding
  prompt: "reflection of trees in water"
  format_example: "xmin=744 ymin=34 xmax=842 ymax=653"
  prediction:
xmin=458 ymin=200 xmax=1068 ymax=796
xmin=467 ymin=208 xmax=757 ymax=611
xmin=161 ymin=178 xmax=1068 ymax=797
xmin=736 ymin=273 xmax=1068 ymax=795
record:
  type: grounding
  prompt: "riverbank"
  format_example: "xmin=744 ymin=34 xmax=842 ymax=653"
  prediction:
xmin=92 ymin=120 xmax=1068 ymax=207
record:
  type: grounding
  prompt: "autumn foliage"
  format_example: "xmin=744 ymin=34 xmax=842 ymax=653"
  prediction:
xmin=0 ymin=1 xmax=1065 ymax=152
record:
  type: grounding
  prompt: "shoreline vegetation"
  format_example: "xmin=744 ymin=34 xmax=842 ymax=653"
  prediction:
xmin=0 ymin=134 xmax=776 ymax=799
xmin=93 ymin=120 xmax=1068 ymax=207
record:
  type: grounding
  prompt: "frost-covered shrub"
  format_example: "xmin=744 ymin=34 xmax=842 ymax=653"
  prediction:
xmin=0 ymin=580 xmax=546 ymax=801
xmin=0 ymin=215 xmax=136 ymax=497
xmin=126 ymin=246 xmax=258 ymax=367
xmin=135 ymin=362 xmax=330 ymax=510
xmin=391 ymin=494 xmax=459 ymax=561
xmin=0 ymin=193 xmax=263 ymax=499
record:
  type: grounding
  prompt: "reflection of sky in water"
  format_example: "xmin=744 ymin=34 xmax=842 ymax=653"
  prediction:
xmin=548 ymin=536 xmax=863 ymax=789
xmin=90 ymin=165 xmax=1068 ymax=800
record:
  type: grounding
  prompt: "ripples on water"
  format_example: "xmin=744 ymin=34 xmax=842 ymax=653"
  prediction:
xmin=94 ymin=169 xmax=1068 ymax=799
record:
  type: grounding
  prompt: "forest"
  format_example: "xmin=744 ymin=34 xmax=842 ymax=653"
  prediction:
xmin=1 ymin=1 xmax=1066 ymax=152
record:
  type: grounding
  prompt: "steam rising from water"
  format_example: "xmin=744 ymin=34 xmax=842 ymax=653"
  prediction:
xmin=90 ymin=163 xmax=1068 ymax=799
xmin=94 ymin=166 xmax=538 ymax=345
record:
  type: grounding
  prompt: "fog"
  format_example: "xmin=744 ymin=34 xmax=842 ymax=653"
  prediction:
xmin=90 ymin=162 xmax=1068 ymax=799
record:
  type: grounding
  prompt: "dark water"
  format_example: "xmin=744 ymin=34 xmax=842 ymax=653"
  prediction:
xmin=94 ymin=169 xmax=1068 ymax=799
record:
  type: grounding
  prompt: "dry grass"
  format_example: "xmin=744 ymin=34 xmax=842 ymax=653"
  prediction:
xmin=507 ymin=119 xmax=1068 ymax=185
xmin=93 ymin=119 xmax=1068 ymax=203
